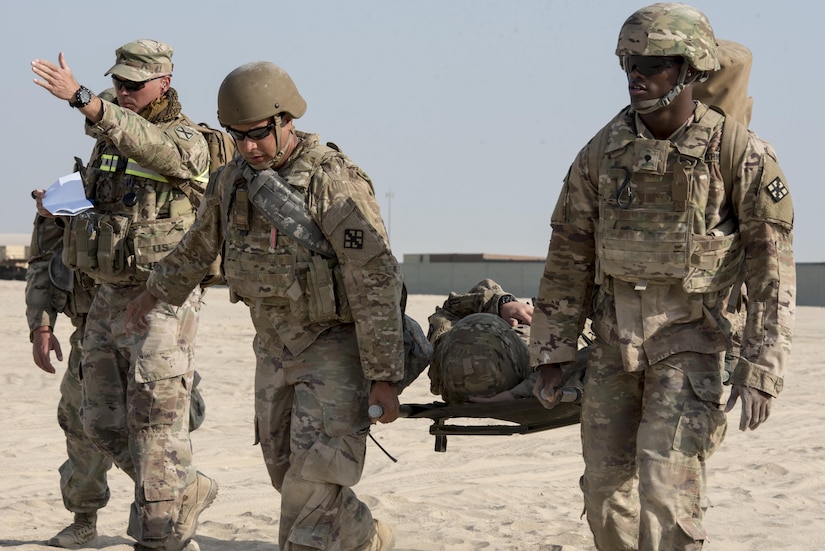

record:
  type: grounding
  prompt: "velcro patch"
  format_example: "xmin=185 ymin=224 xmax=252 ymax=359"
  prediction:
xmin=766 ymin=177 xmax=788 ymax=203
xmin=175 ymin=126 xmax=195 ymax=141
xmin=343 ymin=229 xmax=364 ymax=249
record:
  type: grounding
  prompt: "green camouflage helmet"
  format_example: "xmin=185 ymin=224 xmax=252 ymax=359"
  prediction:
xmin=217 ymin=61 xmax=307 ymax=126
xmin=616 ymin=2 xmax=720 ymax=72
xmin=431 ymin=313 xmax=531 ymax=404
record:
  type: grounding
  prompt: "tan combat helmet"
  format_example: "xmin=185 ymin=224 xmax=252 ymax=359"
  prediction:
xmin=616 ymin=2 xmax=720 ymax=114
xmin=217 ymin=61 xmax=306 ymax=126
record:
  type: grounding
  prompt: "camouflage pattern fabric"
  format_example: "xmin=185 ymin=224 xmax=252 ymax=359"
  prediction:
xmin=146 ymin=131 xmax=403 ymax=549
xmin=253 ymin=321 xmax=375 ymax=549
xmin=530 ymin=102 xmax=794 ymax=548
xmin=427 ymin=279 xmax=528 ymax=402
xmin=431 ymin=313 xmax=531 ymax=403
xmin=25 ymin=215 xmax=113 ymax=514
xmin=81 ymin=283 xmax=201 ymax=546
xmin=63 ymin=89 xmax=209 ymax=286
xmin=615 ymin=3 xmax=720 ymax=72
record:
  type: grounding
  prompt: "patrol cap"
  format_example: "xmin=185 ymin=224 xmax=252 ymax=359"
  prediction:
xmin=105 ymin=39 xmax=174 ymax=81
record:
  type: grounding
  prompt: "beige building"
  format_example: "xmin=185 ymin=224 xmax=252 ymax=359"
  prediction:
xmin=400 ymin=253 xmax=825 ymax=307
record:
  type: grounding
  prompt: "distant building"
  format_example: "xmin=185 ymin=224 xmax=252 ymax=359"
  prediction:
xmin=401 ymin=253 xmax=545 ymax=298
xmin=0 ymin=243 xmax=29 ymax=281
xmin=400 ymin=253 xmax=825 ymax=307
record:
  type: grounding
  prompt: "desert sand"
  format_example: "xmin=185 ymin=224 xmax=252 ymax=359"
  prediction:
xmin=1 ymin=279 xmax=823 ymax=550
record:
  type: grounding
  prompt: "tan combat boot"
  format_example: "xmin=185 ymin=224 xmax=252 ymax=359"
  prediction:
xmin=171 ymin=471 xmax=218 ymax=549
xmin=364 ymin=519 xmax=395 ymax=551
xmin=48 ymin=512 xmax=98 ymax=549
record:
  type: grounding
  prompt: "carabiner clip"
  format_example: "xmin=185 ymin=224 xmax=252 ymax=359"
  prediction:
xmin=615 ymin=166 xmax=633 ymax=209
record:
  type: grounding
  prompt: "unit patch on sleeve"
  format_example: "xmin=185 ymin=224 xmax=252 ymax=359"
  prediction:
xmin=175 ymin=126 xmax=195 ymax=141
xmin=766 ymin=177 xmax=789 ymax=203
xmin=343 ymin=229 xmax=364 ymax=249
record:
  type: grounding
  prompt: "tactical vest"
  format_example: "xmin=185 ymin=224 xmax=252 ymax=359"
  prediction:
xmin=595 ymin=105 xmax=744 ymax=294
xmin=219 ymin=142 xmax=354 ymax=325
xmin=63 ymin=132 xmax=207 ymax=285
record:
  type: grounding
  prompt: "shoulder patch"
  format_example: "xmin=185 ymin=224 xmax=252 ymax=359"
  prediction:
xmin=753 ymin=155 xmax=793 ymax=229
xmin=344 ymin=229 xmax=364 ymax=249
xmin=765 ymin=177 xmax=789 ymax=203
xmin=174 ymin=126 xmax=195 ymax=141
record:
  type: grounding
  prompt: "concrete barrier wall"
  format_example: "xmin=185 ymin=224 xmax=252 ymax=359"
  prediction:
xmin=797 ymin=263 xmax=825 ymax=307
xmin=401 ymin=258 xmax=825 ymax=307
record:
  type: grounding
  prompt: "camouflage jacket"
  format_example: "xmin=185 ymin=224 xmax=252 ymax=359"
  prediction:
xmin=146 ymin=132 xmax=405 ymax=383
xmin=25 ymin=214 xmax=95 ymax=338
xmin=64 ymin=90 xmax=209 ymax=286
xmin=530 ymin=103 xmax=795 ymax=397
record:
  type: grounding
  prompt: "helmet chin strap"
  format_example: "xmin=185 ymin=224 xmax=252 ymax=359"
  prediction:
xmin=631 ymin=64 xmax=704 ymax=114
xmin=268 ymin=114 xmax=292 ymax=168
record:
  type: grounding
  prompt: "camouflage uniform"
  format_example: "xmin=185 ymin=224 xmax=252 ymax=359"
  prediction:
xmin=58 ymin=41 xmax=211 ymax=548
xmin=145 ymin=131 xmax=404 ymax=550
xmin=25 ymin=214 xmax=113 ymax=517
xmin=529 ymin=6 xmax=794 ymax=547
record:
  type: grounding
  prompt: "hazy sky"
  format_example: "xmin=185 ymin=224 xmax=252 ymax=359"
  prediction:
xmin=3 ymin=0 xmax=821 ymax=262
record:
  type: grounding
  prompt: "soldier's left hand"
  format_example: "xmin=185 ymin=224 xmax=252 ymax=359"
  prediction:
xmin=31 ymin=52 xmax=81 ymax=102
xmin=725 ymin=384 xmax=772 ymax=431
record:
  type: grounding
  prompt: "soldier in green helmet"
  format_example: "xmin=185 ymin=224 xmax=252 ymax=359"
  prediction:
xmin=530 ymin=3 xmax=795 ymax=549
xmin=125 ymin=61 xmax=402 ymax=551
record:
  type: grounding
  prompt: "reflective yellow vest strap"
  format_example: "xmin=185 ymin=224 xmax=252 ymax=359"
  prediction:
xmin=99 ymin=154 xmax=121 ymax=173
xmin=100 ymin=155 xmax=208 ymax=184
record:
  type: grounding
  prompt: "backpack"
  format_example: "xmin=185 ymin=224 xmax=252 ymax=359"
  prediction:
xmin=184 ymin=121 xmax=236 ymax=287
xmin=176 ymin=120 xmax=237 ymax=210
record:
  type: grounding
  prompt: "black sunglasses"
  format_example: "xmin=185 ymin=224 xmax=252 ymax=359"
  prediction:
xmin=111 ymin=75 xmax=166 ymax=92
xmin=622 ymin=56 xmax=682 ymax=77
xmin=225 ymin=122 xmax=275 ymax=141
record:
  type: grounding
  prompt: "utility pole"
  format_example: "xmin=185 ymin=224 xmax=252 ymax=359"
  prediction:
xmin=385 ymin=190 xmax=394 ymax=242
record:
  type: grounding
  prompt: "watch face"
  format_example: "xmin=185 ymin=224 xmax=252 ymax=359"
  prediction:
xmin=71 ymin=86 xmax=92 ymax=108
xmin=78 ymin=87 xmax=92 ymax=105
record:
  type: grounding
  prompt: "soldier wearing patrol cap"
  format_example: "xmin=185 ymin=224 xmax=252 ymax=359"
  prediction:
xmin=529 ymin=4 xmax=795 ymax=550
xmin=32 ymin=40 xmax=216 ymax=551
xmin=125 ymin=61 xmax=403 ymax=551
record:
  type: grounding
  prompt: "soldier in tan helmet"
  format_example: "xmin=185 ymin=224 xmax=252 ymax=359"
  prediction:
xmin=125 ymin=61 xmax=403 ymax=551
xmin=529 ymin=3 xmax=795 ymax=550
xmin=31 ymin=40 xmax=216 ymax=551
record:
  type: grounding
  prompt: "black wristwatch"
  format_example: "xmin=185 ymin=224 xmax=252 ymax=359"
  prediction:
xmin=68 ymin=85 xmax=93 ymax=109
xmin=498 ymin=294 xmax=517 ymax=312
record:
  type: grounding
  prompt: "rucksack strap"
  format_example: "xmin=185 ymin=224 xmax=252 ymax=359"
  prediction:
xmin=715 ymin=107 xmax=751 ymax=312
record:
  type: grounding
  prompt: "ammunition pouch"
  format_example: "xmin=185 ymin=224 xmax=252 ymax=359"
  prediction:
xmin=63 ymin=212 xmax=194 ymax=282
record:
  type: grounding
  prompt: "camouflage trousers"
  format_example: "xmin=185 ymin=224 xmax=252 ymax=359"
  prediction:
xmin=580 ymin=339 xmax=728 ymax=551
xmin=57 ymin=314 xmax=113 ymax=513
xmin=251 ymin=313 xmax=374 ymax=551
xmin=80 ymin=283 xmax=202 ymax=547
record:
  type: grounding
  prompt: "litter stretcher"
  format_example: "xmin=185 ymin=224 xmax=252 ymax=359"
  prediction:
xmin=372 ymin=388 xmax=582 ymax=453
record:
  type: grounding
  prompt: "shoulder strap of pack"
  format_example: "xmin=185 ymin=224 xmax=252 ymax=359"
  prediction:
xmin=716 ymin=106 xmax=750 ymax=199
xmin=714 ymin=106 xmax=751 ymax=312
